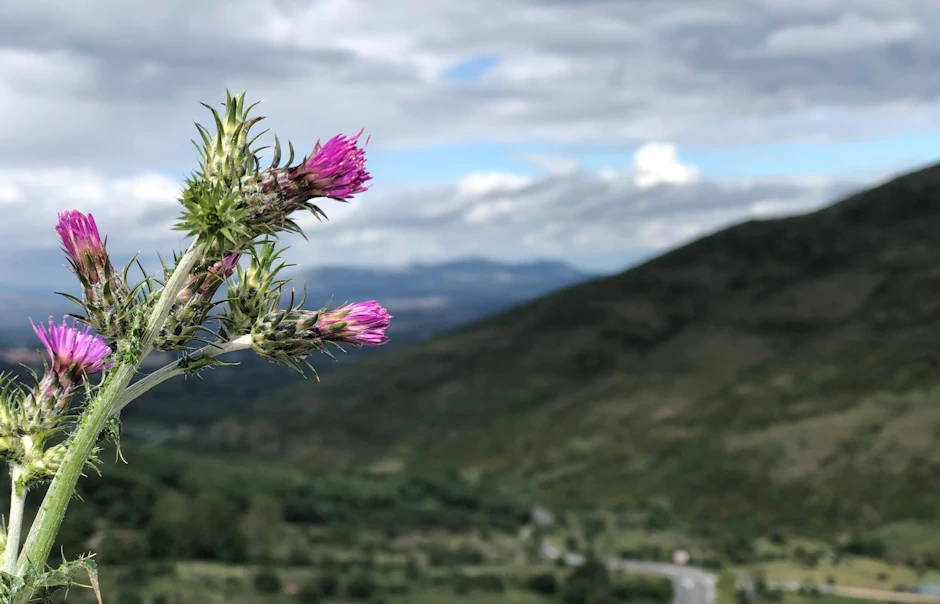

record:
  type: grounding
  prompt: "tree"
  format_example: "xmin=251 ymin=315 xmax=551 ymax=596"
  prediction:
xmin=296 ymin=581 xmax=321 ymax=603
xmin=347 ymin=574 xmax=376 ymax=599
xmin=318 ymin=574 xmax=339 ymax=597
xmin=527 ymin=572 xmax=558 ymax=595
xmin=253 ymin=568 xmax=282 ymax=594
xmin=146 ymin=491 xmax=193 ymax=558
xmin=241 ymin=492 xmax=285 ymax=562
xmin=190 ymin=490 xmax=248 ymax=562
xmin=645 ymin=497 xmax=674 ymax=531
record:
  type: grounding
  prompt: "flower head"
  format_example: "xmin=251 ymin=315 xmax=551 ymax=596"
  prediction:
xmin=56 ymin=211 xmax=108 ymax=271
xmin=250 ymin=300 xmax=391 ymax=372
xmin=30 ymin=316 xmax=112 ymax=385
xmin=238 ymin=130 xmax=372 ymax=239
xmin=317 ymin=300 xmax=390 ymax=346
xmin=287 ymin=130 xmax=372 ymax=201
xmin=55 ymin=210 xmax=133 ymax=340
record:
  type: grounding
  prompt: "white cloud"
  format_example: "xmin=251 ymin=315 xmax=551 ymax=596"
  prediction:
xmin=633 ymin=143 xmax=701 ymax=189
xmin=0 ymin=149 xmax=857 ymax=291
xmin=765 ymin=13 xmax=922 ymax=54
xmin=0 ymin=169 xmax=182 ymax=253
xmin=1 ymin=0 xmax=940 ymax=167
xmin=515 ymin=153 xmax=581 ymax=176
xmin=456 ymin=172 xmax=534 ymax=197
xmin=637 ymin=220 xmax=704 ymax=250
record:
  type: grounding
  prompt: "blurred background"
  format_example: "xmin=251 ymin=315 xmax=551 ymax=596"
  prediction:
xmin=3 ymin=1 xmax=940 ymax=603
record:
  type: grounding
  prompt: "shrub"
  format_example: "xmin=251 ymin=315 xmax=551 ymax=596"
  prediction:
xmin=472 ymin=573 xmax=505 ymax=592
xmin=289 ymin=546 xmax=313 ymax=566
xmin=840 ymin=536 xmax=887 ymax=558
xmin=347 ymin=575 xmax=376 ymax=599
xmin=426 ymin=545 xmax=485 ymax=566
xmin=318 ymin=574 xmax=340 ymax=596
xmin=561 ymin=579 xmax=592 ymax=604
xmin=253 ymin=568 xmax=282 ymax=594
xmin=527 ymin=572 xmax=558 ymax=595
xmin=404 ymin=556 xmax=421 ymax=581
xmin=612 ymin=575 xmax=674 ymax=603
xmin=297 ymin=581 xmax=321 ymax=603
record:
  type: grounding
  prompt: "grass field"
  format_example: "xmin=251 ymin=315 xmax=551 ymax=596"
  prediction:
xmin=736 ymin=557 xmax=940 ymax=590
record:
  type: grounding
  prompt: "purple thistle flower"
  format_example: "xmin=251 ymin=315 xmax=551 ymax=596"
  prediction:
xmin=30 ymin=316 xmax=112 ymax=386
xmin=250 ymin=300 xmax=391 ymax=370
xmin=54 ymin=210 xmax=133 ymax=340
xmin=262 ymin=130 xmax=372 ymax=204
xmin=316 ymin=300 xmax=391 ymax=347
xmin=56 ymin=211 xmax=106 ymax=264
xmin=55 ymin=210 xmax=114 ymax=290
xmin=290 ymin=130 xmax=372 ymax=201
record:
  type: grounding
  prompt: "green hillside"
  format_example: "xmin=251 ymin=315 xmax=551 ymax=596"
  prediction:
xmin=210 ymin=161 xmax=940 ymax=540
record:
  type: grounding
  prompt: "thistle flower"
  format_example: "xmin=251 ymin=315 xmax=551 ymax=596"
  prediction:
xmin=22 ymin=316 xmax=111 ymax=430
xmin=56 ymin=210 xmax=132 ymax=340
xmin=235 ymin=130 xmax=371 ymax=238
xmin=251 ymin=300 xmax=390 ymax=372
xmin=154 ymin=254 xmax=240 ymax=351
xmin=275 ymin=130 xmax=372 ymax=201
xmin=317 ymin=301 xmax=390 ymax=347
xmin=30 ymin=317 xmax=112 ymax=387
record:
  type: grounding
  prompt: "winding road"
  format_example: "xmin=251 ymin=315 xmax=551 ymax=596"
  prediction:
xmin=526 ymin=529 xmax=718 ymax=604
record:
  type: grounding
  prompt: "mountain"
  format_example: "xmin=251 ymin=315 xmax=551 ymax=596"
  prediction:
xmin=213 ymin=162 xmax=940 ymax=541
xmin=293 ymin=258 xmax=591 ymax=342
xmin=0 ymin=258 xmax=589 ymax=427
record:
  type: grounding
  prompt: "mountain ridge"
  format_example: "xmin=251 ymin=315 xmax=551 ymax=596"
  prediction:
xmin=209 ymin=161 xmax=940 ymax=537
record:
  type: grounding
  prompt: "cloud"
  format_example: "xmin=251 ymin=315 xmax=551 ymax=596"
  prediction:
xmin=633 ymin=143 xmax=700 ymax=189
xmin=0 ymin=0 xmax=933 ymax=293
xmin=764 ymin=13 xmax=922 ymax=54
xmin=2 ymin=0 xmax=940 ymax=169
xmin=0 ymin=141 xmax=864 ymax=293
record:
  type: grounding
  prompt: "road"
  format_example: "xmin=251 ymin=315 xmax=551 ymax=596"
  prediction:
xmin=528 ymin=531 xmax=718 ymax=604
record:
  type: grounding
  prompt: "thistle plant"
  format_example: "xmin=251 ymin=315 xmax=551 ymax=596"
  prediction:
xmin=0 ymin=91 xmax=389 ymax=603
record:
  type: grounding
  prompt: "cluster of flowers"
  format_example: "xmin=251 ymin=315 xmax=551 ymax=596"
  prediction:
xmin=0 ymin=91 xmax=390 ymax=601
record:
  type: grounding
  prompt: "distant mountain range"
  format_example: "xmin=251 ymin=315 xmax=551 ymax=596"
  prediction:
xmin=0 ymin=257 xmax=589 ymax=342
xmin=0 ymin=258 xmax=593 ymax=426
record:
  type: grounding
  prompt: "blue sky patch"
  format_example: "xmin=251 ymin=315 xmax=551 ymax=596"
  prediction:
xmin=443 ymin=55 xmax=499 ymax=83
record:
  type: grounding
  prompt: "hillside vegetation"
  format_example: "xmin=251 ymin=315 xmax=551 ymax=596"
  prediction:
xmin=209 ymin=162 xmax=940 ymax=542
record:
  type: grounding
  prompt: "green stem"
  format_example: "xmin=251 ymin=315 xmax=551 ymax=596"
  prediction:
xmin=14 ymin=239 xmax=206 ymax=578
xmin=115 ymin=334 xmax=253 ymax=415
xmin=3 ymin=465 xmax=25 ymax=575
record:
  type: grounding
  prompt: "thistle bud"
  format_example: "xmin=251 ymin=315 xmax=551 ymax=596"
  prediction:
xmin=154 ymin=254 xmax=240 ymax=351
xmin=56 ymin=211 xmax=133 ymax=340
xmin=0 ymin=372 xmax=26 ymax=437
xmin=236 ymin=130 xmax=371 ymax=237
xmin=197 ymin=90 xmax=265 ymax=188
xmin=220 ymin=241 xmax=291 ymax=337
xmin=24 ymin=442 xmax=67 ymax=480
xmin=21 ymin=316 xmax=112 ymax=431
xmin=175 ymin=91 xmax=268 ymax=251
xmin=251 ymin=300 xmax=390 ymax=372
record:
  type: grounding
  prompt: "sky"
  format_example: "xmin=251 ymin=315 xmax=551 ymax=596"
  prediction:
xmin=2 ymin=0 xmax=940 ymax=292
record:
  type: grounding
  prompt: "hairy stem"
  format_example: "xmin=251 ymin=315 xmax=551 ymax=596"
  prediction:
xmin=3 ymin=465 xmax=25 ymax=574
xmin=115 ymin=334 xmax=253 ymax=414
xmin=14 ymin=239 xmax=206 ymax=580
